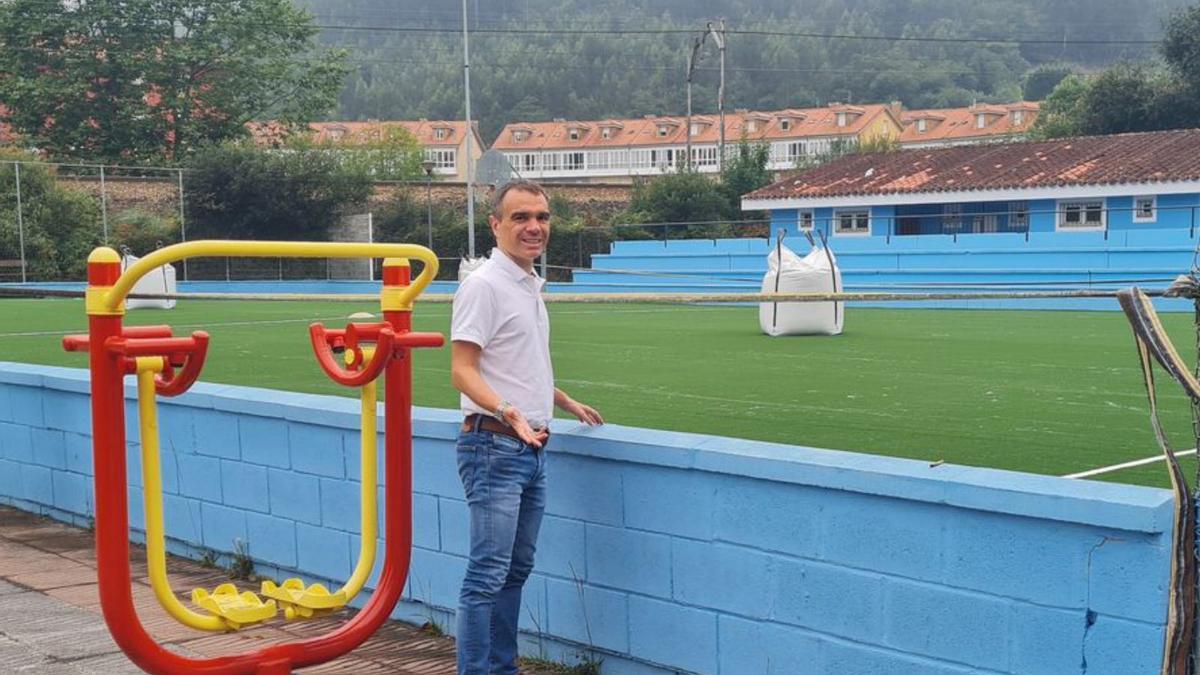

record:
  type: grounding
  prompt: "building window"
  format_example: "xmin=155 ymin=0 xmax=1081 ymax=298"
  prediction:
xmin=780 ymin=119 xmax=792 ymax=131
xmin=835 ymin=209 xmax=870 ymax=235
xmin=1134 ymin=196 xmax=1157 ymax=223
xmin=513 ymin=130 xmax=528 ymax=142
xmin=973 ymin=213 xmax=999 ymax=233
xmin=836 ymin=112 xmax=847 ymax=127
xmin=522 ymin=154 xmax=537 ymax=172
xmin=1013 ymin=111 xmax=1024 ymax=125
xmin=1059 ymin=199 xmax=1105 ymax=230
xmin=976 ymin=114 xmax=987 ymax=129
xmin=917 ymin=118 xmax=927 ymax=133
xmin=798 ymin=211 xmax=814 ymax=231
xmin=565 ymin=152 xmax=584 ymax=171
xmin=601 ymin=127 xmax=611 ymax=140
xmin=1011 ymin=201 xmax=1029 ymax=229
xmin=568 ymin=129 xmax=580 ymax=141
xmin=942 ymin=204 xmax=963 ymax=231
xmin=692 ymin=146 xmax=717 ymax=167
xmin=657 ymin=125 xmax=669 ymax=137
xmin=434 ymin=127 xmax=448 ymax=140
xmin=423 ymin=149 xmax=456 ymax=170
xmin=786 ymin=141 xmax=807 ymax=164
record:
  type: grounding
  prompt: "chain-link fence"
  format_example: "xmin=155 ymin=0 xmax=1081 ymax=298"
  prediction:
xmin=0 ymin=159 xmax=185 ymax=282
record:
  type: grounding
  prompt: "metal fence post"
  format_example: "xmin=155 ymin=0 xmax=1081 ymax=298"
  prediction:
xmin=177 ymin=169 xmax=188 ymax=281
xmin=15 ymin=162 xmax=26 ymax=283
xmin=99 ymin=165 xmax=109 ymax=244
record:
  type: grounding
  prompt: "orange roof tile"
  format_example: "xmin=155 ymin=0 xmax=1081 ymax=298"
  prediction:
xmin=491 ymin=104 xmax=901 ymax=152
xmin=900 ymin=102 xmax=1039 ymax=145
xmin=247 ymin=119 xmax=472 ymax=147
xmin=745 ymin=128 xmax=1200 ymax=202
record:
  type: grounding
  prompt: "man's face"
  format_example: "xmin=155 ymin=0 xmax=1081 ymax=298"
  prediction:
xmin=489 ymin=189 xmax=550 ymax=270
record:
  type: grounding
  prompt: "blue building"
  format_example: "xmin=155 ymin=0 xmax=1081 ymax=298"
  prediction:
xmin=741 ymin=128 xmax=1200 ymax=242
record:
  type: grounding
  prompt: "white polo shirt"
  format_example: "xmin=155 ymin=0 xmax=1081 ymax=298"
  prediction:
xmin=451 ymin=248 xmax=554 ymax=428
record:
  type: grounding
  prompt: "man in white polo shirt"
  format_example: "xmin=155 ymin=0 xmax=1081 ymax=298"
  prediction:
xmin=450 ymin=180 xmax=603 ymax=675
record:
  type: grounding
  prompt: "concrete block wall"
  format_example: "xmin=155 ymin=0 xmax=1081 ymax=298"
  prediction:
xmin=0 ymin=362 xmax=1177 ymax=674
xmin=586 ymin=230 xmax=1200 ymax=311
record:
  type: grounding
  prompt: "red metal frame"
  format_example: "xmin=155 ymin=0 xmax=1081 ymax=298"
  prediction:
xmin=63 ymin=256 xmax=444 ymax=674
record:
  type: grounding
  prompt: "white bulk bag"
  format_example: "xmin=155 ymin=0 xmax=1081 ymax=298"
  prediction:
xmin=458 ymin=256 xmax=488 ymax=281
xmin=759 ymin=242 xmax=843 ymax=336
xmin=121 ymin=254 xmax=177 ymax=310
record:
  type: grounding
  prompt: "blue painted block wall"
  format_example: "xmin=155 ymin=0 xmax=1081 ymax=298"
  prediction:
xmin=0 ymin=362 xmax=1177 ymax=674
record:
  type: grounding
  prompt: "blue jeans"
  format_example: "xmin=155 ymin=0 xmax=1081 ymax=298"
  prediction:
xmin=455 ymin=427 xmax=547 ymax=675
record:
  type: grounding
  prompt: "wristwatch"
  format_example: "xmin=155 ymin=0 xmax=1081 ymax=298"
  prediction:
xmin=494 ymin=400 xmax=513 ymax=426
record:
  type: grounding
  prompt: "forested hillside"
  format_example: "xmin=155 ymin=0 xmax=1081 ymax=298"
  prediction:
xmin=301 ymin=0 xmax=1189 ymax=141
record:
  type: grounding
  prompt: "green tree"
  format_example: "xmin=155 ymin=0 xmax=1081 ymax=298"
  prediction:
xmin=285 ymin=126 xmax=425 ymax=181
xmin=0 ymin=151 xmax=103 ymax=280
xmin=626 ymin=170 xmax=730 ymax=238
xmin=1032 ymin=74 xmax=1090 ymax=138
xmin=0 ymin=0 xmax=349 ymax=163
xmin=1022 ymin=63 xmax=1077 ymax=101
xmin=719 ymin=141 xmax=771 ymax=220
xmin=1163 ymin=5 xmax=1200 ymax=94
xmin=183 ymin=144 xmax=372 ymax=241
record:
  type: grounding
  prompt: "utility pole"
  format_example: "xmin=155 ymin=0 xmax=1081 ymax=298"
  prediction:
xmin=462 ymin=0 xmax=476 ymax=258
xmin=685 ymin=32 xmax=707 ymax=171
xmin=709 ymin=20 xmax=727 ymax=173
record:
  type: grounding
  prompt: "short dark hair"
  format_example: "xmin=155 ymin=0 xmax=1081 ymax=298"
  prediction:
xmin=491 ymin=180 xmax=549 ymax=218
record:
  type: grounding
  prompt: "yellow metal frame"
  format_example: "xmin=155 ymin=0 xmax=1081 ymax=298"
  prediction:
xmin=137 ymin=358 xmax=275 ymax=631
xmin=138 ymin=351 xmax=384 ymax=628
xmin=263 ymin=348 xmax=380 ymax=619
xmin=101 ymin=240 xmax=440 ymax=315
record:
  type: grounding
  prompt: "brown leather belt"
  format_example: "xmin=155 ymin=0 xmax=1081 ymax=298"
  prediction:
xmin=461 ymin=413 xmax=549 ymax=445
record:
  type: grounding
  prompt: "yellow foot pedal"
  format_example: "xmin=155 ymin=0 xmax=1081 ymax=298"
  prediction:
xmin=191 ymin=583 xmax=278 ymax=629
xmin=261 ymin=578 xmax=348 ymax=620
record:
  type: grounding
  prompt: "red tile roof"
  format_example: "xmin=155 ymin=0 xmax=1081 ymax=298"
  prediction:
xmin=307 ymin=120 xmax=469 ymax=147
xmin=744 ymin=128 xmax=1200 ymax=201
xmin=491 ymin=104 xmax=901 ymax=151
xmin=247 ymin=120 xmax=471 ymax=147
xmin=899 ymin=102 xmax=1039 ymax=146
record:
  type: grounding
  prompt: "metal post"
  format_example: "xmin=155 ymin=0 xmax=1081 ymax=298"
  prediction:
xmin=685 ymin=33 xmax=706 ymax=172
xmin=423 ymin=163 xmax=435 ymax=250
xmin=14 ymin=162 xmax=26 ymax=283
xmin=368 ymin=211 xmax=375 ymax=282
xmin=99 ymin=165 xmax=109 ymax=244
xmin=462 ymin=0 xmax=476 ymax=258
xmin=709 ymin=20 xmax=727 ymax=173
xmin=225 ymin=257 xmax=230 ymax=282
xmin=177 ymin=170 xmax=188 ymax=281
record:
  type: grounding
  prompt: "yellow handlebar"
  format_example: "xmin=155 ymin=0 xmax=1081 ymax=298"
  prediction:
xmin=105 ymin=240 xmax=440 ymax=312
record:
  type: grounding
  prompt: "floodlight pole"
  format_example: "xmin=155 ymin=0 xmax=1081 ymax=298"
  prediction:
xmin=462 ymin=0 xmax=476 ymax=258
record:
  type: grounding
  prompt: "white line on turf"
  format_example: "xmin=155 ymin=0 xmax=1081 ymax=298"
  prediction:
xmin=0 ymin=316 xmax=356 ymax=338
xmin=1063 ymin=449 xmax=1198 ymax=479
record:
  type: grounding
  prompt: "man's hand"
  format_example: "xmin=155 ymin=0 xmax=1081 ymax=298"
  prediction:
xmin=502 ymin=406 xmax=550 ymax=448
xmin=559 ymin=397 xmax=604 ymax=426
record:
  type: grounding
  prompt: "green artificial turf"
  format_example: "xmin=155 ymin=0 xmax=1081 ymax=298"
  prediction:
xmin=2 ymin=297 xmax=1196 ymax=488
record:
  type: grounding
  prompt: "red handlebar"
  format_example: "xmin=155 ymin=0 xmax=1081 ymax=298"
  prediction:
xmin=309 ymin=323 xmax=395 ymax=387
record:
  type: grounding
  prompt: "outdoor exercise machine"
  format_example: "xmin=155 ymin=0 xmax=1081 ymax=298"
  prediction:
xmin=61 ymin=241 xmax=444 ymax=674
